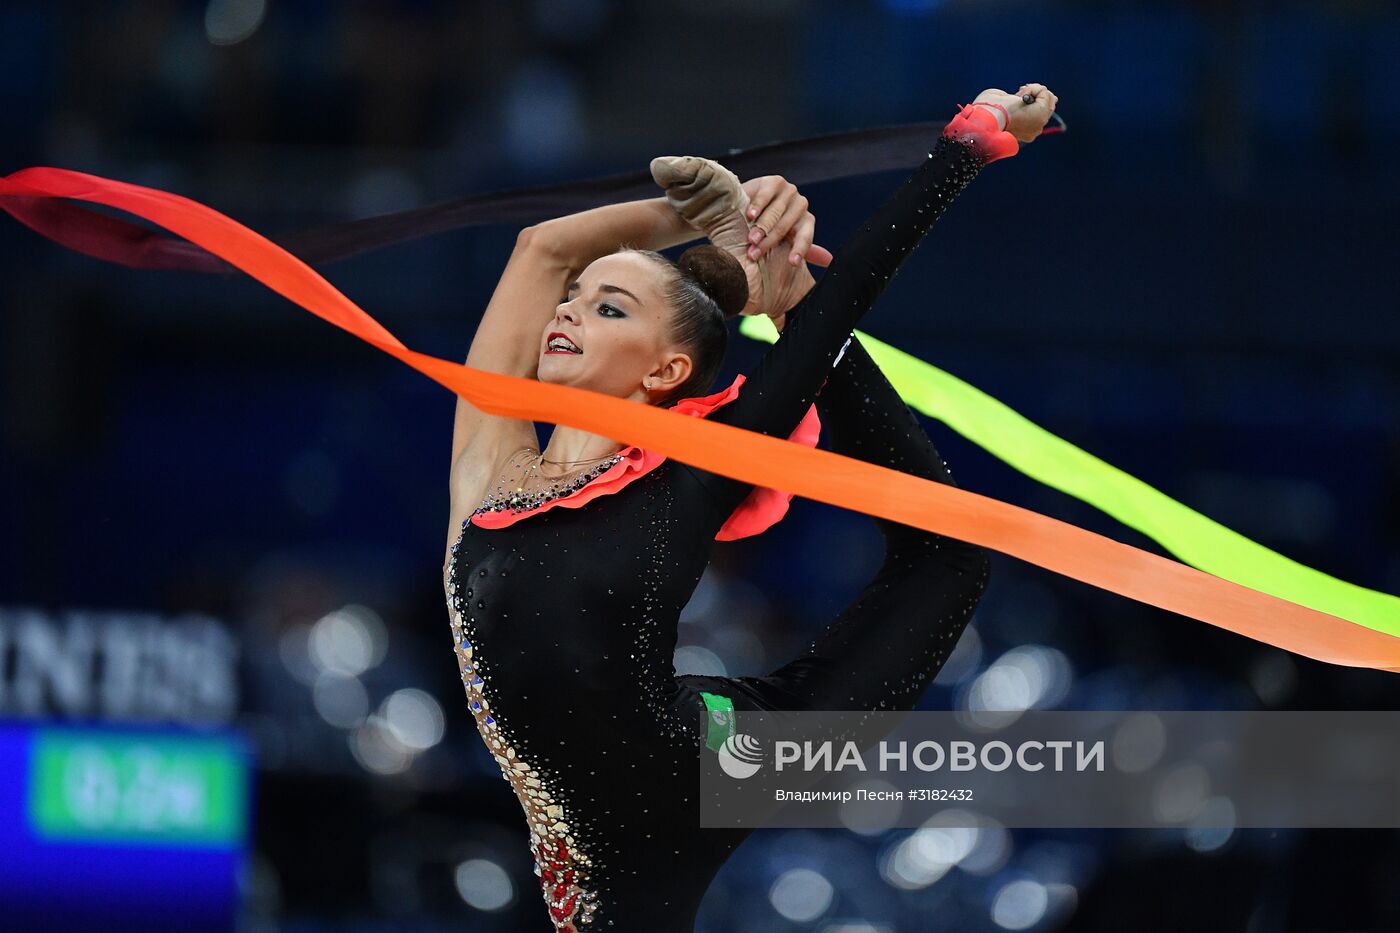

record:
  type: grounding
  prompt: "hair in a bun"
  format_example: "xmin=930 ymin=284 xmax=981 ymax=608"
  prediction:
xmin=676 ymin=244 xmax=748 ymax=320
xmin=621 ymin=245 xmax=748 ymax=406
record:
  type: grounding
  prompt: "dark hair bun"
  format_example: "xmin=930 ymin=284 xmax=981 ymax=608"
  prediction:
xmin=677 ymin=244 xmax=748 ymax=320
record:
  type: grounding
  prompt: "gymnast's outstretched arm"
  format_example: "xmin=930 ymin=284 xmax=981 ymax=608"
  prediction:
xmin=680 ymin=87 xmax=1057 ymax=519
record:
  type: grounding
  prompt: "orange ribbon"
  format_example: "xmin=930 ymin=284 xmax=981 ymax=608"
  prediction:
xmin=4 ymin=166 xmax=1397 ymax=673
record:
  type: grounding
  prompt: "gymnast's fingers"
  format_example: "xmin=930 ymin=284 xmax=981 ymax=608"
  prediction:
xmin=789 ymin=210 xmax=817 ymax=266
xmin=741 ymin=175 xmax=782 ymax=225
xmin=1019 ymin=83 xmax=1057 ymax=111
xmin=748 ymin=186 xmax=796 ymax=258
xmin=1013 ymin=83 xmax=1058 ymax=142
xmin=807 ymin=243 xmax=834 ymax=268
xmin=756 ymin=192 xmax=808 ymax=258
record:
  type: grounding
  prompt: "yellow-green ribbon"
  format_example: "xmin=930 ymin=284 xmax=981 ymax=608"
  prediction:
xmin=740 ymin=314 xmax=1400 ymax=639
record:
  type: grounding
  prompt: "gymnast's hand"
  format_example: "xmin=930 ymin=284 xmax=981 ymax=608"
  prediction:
xmin=973 ymin=83 xmax=1058 ymax=143
xmin=650 ymin=156 xmax=829 ymax=321
xmin=740 ymin=175 xmax=834 ymax=269
xmin=738 ymin=175 xmax=832 ymax=332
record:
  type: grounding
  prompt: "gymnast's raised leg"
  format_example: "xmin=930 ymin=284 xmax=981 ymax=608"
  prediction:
xmin=677 ymin=329 xmax=990 ymax=717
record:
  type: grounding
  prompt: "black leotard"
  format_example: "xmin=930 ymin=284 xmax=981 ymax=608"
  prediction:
xmin=443 ymin=132 xmax=993 ymax=931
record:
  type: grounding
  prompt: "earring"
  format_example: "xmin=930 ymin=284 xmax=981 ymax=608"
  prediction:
xmin=644 ymin=380 xmax=652 ymax=391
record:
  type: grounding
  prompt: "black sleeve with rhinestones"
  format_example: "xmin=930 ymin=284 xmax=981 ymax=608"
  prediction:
xmin=679 ymin=134 xmax=989 ymax=514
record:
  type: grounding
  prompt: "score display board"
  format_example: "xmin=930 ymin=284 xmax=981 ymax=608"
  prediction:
xmin=0 ymin=722 xmax=251 ymax=930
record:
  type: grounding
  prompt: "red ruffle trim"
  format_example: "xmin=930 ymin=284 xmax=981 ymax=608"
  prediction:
xmin=468 ymin=373 xmax=821 ymax=540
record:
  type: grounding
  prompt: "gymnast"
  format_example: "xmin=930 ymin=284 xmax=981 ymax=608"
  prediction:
xmin=444 ymin=84 xmax=1058 ymax=930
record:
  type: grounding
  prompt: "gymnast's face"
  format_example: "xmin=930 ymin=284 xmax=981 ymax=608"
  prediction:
xmin=538 ymin=251 xmax=693 ymax=404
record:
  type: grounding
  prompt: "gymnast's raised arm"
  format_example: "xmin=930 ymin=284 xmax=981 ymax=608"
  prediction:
xmin=447 ymin=196 xmax=709 ymax=515
xmin=448 ymin=178 xmax=829 ymax=510
xmin=678 ymin=85 xmax=1058 ymax=516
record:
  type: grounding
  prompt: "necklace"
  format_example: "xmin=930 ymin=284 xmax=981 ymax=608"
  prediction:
xmin=472 ymin=446 xmax=625 ymax=517
xmin=539 ymin=452 xmax=618 ymax=466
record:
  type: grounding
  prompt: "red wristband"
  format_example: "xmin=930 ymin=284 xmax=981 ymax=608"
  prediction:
xmin=969 ymin=100 xmax=1010 ymax=130
xmin=941 ymin=102 xmax=1019 ymax=163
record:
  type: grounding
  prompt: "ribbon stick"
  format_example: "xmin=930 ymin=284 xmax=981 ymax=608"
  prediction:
xmin=741 ymin=316 xmax=1400 ymax=641
xmin=3 ymin=166 xmax=1398 ymax=673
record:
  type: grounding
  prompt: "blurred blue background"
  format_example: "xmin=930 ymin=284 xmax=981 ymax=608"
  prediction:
xmin=1 ymin=0 xmax=1398 ymax=930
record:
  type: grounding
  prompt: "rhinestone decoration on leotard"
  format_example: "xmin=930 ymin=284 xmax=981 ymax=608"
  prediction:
xmin=472 ymin=447 xmax=625 ymax=518
xmin=445 ymin=522 xmax=601 ymax=931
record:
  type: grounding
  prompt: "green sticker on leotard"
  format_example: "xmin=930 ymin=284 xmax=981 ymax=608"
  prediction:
xmin=740 ymin=315 xmax=1400 ymax=638
xmin=699 ymin=691 xmax=736 ymax=752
